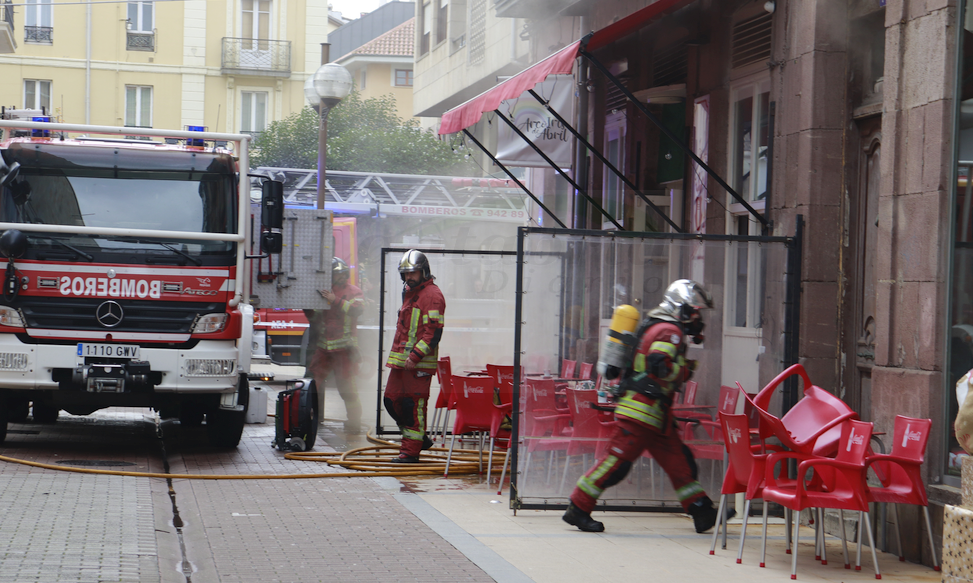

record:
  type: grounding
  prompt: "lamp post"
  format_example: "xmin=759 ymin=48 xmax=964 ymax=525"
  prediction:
xmin=304 ymin=62 xmax=352 ymax=209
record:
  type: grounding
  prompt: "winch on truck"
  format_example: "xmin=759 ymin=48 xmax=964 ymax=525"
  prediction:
xmin=0 ymin=112 xmax=320 ymax=447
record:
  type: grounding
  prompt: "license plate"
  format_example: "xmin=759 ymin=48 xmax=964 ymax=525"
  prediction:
xmin=77 ymin=343 xmax=140 ymax=359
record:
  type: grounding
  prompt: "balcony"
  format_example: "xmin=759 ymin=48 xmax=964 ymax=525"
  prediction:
xmin=127 ymin=31 xmax=155 ymax=51
xmin=24 ymin=25 xmax=52 ymax=44
xmin=0 ymin=1 xmax=14 ymax=53
xmin=493 ymin=0 xmax=591 ymax=18
xmin=221 ymin=37 xmax=290 ymax=77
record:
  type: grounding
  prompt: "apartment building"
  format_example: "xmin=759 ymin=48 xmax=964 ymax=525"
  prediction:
xmin=0 ymin=0 xmax=345 ymax=134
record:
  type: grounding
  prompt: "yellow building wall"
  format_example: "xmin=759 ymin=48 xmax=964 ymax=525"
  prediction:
xmin=0 ymin=0 xmax=338 ymax=132
xmin=345 ymin=61 xmax=415 ymax=122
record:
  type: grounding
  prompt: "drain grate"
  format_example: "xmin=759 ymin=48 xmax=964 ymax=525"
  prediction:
xmin=55 ymin=460 xmax=137 ymax=467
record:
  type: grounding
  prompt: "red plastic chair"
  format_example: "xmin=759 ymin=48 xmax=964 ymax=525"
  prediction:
xmin=742 ymin=364 xmax=859 ymax=456
xmin=577 ymin=362 xmax=593 ymax=381
xmin=673 ymin=380 xmax=714 ymax=422
xmin=561 ymin=359 xmax=577 ymax=380
xmin=709 ymin=412 xmax=786 ymax=562
xmin=520 ymin=378 xmax=572 ymax=491
xmin=865 ymin=416 xmax=940 ymax=571
xmin=432 ymin=357 xmax=453 ymax=442
xmin=444 ymin=375 xmax=510 ymax=479
xmin=761 ymin=419 xmax=880 ymax=580
xmin=559 ymin=387 xmax=614 ymax=491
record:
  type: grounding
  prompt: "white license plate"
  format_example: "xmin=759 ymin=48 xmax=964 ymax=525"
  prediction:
xmin=77 ymin=343 xmax=140 ymax=359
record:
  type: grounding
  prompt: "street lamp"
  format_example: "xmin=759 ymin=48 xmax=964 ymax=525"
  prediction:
xmin=304 ymin=62 xmax=352 ymax=209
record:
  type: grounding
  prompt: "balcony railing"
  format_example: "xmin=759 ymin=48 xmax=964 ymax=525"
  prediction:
xmin=24 ymin=25 xmax=52 ymax=44
xmin=221 ymin=37 xmax=290 ymax=77
xmin=127 ymin=30 xmax=154 ymax=51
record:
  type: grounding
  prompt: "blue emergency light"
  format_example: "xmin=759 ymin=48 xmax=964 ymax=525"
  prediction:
xmin=185 ymin=125 xmax=206 ymax=147
xmin=31 ymin=116 xmax=50 ymax=138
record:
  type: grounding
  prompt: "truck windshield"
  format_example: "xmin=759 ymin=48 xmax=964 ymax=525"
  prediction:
xmin=0 ymin=142 xmax=237 ymax=262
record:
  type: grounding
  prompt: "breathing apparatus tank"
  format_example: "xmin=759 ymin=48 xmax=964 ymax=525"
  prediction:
xmin=596 ymin=304 xmax=641 ymax=380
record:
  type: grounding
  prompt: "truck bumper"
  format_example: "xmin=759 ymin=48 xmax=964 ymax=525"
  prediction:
xmin=0 ymin=338 xmax=239 ymax=394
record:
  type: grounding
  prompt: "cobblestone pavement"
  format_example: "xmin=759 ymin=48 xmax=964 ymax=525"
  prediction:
xmin=0 ymin=397 xmax=501 ymax=583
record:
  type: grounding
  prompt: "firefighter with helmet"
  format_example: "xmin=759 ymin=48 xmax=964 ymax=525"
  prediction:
xmin=384 ymin=249 xmax=446 ymax=462
xmin=563 ymin=279 xmax=726 ymax=533
xmin=307 ymin=257 xmax=365 ymax=433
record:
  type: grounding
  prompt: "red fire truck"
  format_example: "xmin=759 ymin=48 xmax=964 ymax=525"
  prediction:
xmin=0 ymin=114 xmax=294 ymax=447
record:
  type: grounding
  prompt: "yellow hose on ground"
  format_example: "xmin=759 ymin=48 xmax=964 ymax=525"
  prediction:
xmin=0 ymin=433 xmax=507 ymax=480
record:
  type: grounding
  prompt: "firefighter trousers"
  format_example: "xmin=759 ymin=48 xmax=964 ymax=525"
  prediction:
xmin=569 ymin=417 xmax=706 ymax=513
xmin=383 ymin=368 xmax=433 ymax=457
xmin=309 ymin=348 xmax=362 ymax=424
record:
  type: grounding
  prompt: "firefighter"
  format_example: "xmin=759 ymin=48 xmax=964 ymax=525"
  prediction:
xmin=383 ymin=249 xmax=446 ymax=462
xmin=307 ymin=257 xmax=365 ymax=434
xmin=563 ymin=279 xmax=725 ymax=534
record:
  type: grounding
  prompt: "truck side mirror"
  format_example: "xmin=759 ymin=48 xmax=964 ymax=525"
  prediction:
xmin=261 ymin=180 xmax=284 ymax=230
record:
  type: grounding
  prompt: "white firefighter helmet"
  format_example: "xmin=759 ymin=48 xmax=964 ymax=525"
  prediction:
xmin=647 ymin=279 xmax=713 ymax=324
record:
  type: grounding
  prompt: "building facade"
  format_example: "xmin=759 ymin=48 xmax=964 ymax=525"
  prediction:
xmin=0 ymin=0 xmax=344 ymax=133
xmin=415 ymin=0 xmax=972 ymax=567
xmin=335 ymin=18 xmax=417 ymax=122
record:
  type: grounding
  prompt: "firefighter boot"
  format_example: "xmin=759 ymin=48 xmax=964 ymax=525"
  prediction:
xmin=421 ymin=435 xmax=434 ymax=451
xmin=687 ymin=496 xmax=721 ymax=533
xmin=562 ymin=502 xmax=605 ymax=532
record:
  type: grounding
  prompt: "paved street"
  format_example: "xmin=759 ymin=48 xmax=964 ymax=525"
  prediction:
xmin=0 ymin=370 xmax=943 ymax=582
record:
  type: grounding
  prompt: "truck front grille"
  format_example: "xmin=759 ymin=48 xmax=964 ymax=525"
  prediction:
xmin=16 ymin=297 xmax=223 ymax=334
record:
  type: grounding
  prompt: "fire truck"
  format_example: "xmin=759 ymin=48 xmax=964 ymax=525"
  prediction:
xmin=0 ymin=113 xmax=302 ymax=447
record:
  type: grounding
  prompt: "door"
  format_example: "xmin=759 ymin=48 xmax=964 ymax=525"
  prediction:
xmin=241 ymin=0 xmax=271 ymax=67
xmin=845 ymin=117 xmax=881 ymax=415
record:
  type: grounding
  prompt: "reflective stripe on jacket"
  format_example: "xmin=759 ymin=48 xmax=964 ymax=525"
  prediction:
xmin=386 ymin=278 xmax=446 ymax=370
xmin=315 ymin=282 xmax=365 ymax=352
xmin=614 ymin=320 xmax=688 ymax=430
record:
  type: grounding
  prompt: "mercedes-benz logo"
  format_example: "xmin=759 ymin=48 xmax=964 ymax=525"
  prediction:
xmin=95 ymin=301 xmax=124 ymax=328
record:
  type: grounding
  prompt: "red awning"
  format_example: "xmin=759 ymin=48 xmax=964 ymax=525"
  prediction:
xmin=586 ymin=0 xmax=694 ymax=51
xmin=438 ymin=0 xmax=695 ymax=135
xmin=438 ymin=40 xmax=581 ymax=135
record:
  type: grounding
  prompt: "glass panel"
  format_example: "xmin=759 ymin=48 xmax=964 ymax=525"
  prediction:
xmin=242 ymin=0 xmax=253 ymax=41
xmin=949 ymin=0 xmax=973 ymax=477
xmin=24 ymin=81 xmax=36 ymax=110
xmin=605 ymin=135 xmax=620 ymax=218
xmin=733 ymin=215 xmax=748 ymax=327
xmin=143 ymin=2 xmax=152 ymax=31
xmin=755 ymin=90 xmax=770 ymax=201
xmin=39 ymin=81 xmax=50 ymax=111
xmin=26 ymin=0 xmax=35 ymax=27
xmin=125 ymin=86 xmax=136 ymax=126
xmin=255 ymin=92 xmax=266 ymax=132
xmin=733 ymin=94 xmax=753 ymax=197
xmin=513 ymin=230 xmax=793 ymax=509
xmin=40 ymin=1 xmax=50 ymax=27
xmin=241 ymin=93 xmax=252 ymax=132
xmin=128 ymin=2 xmax=137 ymax=27
xmin=139 ymin=87 xmax=151 ymax=127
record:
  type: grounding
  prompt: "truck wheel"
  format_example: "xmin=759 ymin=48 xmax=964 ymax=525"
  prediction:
xmin=32 ymin=403 xmax=59 ymax=424
xmin=9 ymin=396 xmax=28 ymax=423
xmin=179 ymin=408 xmax=205 ymax=427
xmin=205 ymin=376 xmax=249 ymax=448
xmin=303 ymin=382 xmax=319 ymax=450
xmin=0 ymin=396 xmax=8 ymax=443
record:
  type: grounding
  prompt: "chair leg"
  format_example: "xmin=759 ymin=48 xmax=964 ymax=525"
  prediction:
xmin=737 ymin=499 xmax=753 ymax=564
xmin=856 ymin=510 xmax=864 ymax=570
xmin=444 ymin=433 xmax=458 ymax=477
xmin=814 ymin=508 xmax=822 ymax=562
xmin=890 ymin=503 xmax=904 ymax=561
xmin=861 ymin=510 xmax=881 ymax=579
xmin=430 ymin=409 xmax=440 ymax=442
xmin=487 ymin=437 xmax=495 ymax=483
xmin=709 ymin=494 xmax=727 ymax=555
xmin=819 ymin=508 xmax=828 ymax=565
xmin=759 ymin=499 xmax=769 ymax=568
xmin=839 ymin=508 xmax=850 ymax=569
xmin=791 ymin=515 xmax=800 ymax=580
xmin=923 ymin=505 xmax=941 ymax=571
xmin=497 ymin=447 xmax=510 ymax=495
xmin=440 ymin=410 xmax=451 ymax=442
xmin=785 ymin=507 xmax=792 ymax=554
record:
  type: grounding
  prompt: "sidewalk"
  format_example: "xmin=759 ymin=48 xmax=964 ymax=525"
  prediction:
xmin=253 ymin=361 xmax=942 ymax=582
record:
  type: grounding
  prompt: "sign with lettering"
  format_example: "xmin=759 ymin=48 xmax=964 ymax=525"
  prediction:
xmin=496 ymin=75 xmax=574 ymax=168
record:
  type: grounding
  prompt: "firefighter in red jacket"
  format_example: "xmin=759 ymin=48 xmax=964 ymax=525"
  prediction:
xmin=563 ymin=279 xmax=724 ymax=534
xmin=384 ymin=249 xmax=446 ymax=462
xmin=308 ymin=257 xmax=365 ymax=433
